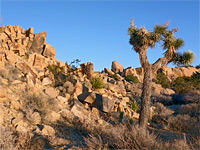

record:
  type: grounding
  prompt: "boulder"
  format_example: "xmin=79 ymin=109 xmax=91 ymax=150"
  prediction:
xmin=104 ymin=68 xmax=114 ymax=76
xmin=6 ymin=51 xmax=18 ymax=63
xmin=95 ymin=94 xmax=115 ymax=113
xmin=44 ymin=111 xmax=61 ymax=122
xmin=42 ymin=77 xmax=52 ymax=86
xmin=8 ymin=42 xmax=25 ymax=56
xmin=42 ymin=125 xmax=55 ymax=136
xmin=43 ymin=43 xmax=56 ymax=58
xmin=32 ymin=53 xmax=47 ymax=69
xmin=80 ymin=62 xmax=94 ymax=79
xmin=44 ymin=87 xmax=59 ymax=98
xmin=172 ymin=94 xmax=186 ymax=104
xmin=70 ymin=99 xmax=86 ymax=120
xmin=16 ymin=61 xmax=38 ymax=79
xmin=30 ymin=31 xmax=47 ymax=54
xmin=109 ymin=83 xmax=126 ymax=95
xmin=111 ymin=61 xmax=124 ymax=74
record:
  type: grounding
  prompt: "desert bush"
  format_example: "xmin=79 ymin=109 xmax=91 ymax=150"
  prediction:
xmin=111 ymin=74 xmax=119 ymax=80
xmin=167 ymin=114 xmax=198 ymax=134
xmin=48 ymin=64 xmax=66 ymax=87
xmin=0 ymin=62 xmax=21 ymax=82
xmin=163 ymin=138 xmax=195 ymax=150
xmin=90 ymin=76 xmax=105 ymax=89
xmin=16 ymin=133 xmax=51 ymax=150
xmin=0 ymin=125 xmax=17 ymax=150
xmin=153 ymin=103 xmax=174 ymax=117
xmin=173 ymin=72 xmax=200 ymax=94
xmin=154 ymin=71 xmax=170 ymax=88
xmin=176 ymin=103 xmax=199 ymax=118
xmin=125 ymin=74 xmax=139 ymax=83
xmin=20 ymin=88 xmax=57 ymax=118
xmin=84 ymin=124 xmax=161 ymax=149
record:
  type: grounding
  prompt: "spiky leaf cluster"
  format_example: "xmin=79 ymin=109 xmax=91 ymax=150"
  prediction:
xmin=128 ymin=20 xmax=184 ymax=57
xmin=173 ymin=50 xmax=195 ymax=66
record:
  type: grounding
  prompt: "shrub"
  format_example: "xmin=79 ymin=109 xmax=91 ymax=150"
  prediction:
xmin=129 ymin=100 xmax=139 ymax=112
xmin=155 ymin=71 xmax=170 ymax=88
xmin=111 ymin=74 xmax=119 ymax=80
xmin=167 ymin=114 xmax=198 ymax=134
xmin=125 ymin=75 xmax=139 ymax=83
xmin=0 ymin=125 xmax=17 ymax=150
xmin=175 ymin=103 xmax=199 ymax=118
xmin=90 ymin=76 xmax=105 ymax=89
xmin=172 ymin=72 xmax=200 ymax=94
xmin=48 ymin=64 xmax=66 ymax=87
xmin=84 ymin=124 xmax=161 ymax=149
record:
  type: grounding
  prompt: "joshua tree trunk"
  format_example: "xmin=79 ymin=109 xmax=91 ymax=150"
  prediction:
xmin=139 ymin=65 xmax=152 ymax=129
xmin=138 ymin=46 xmax=152 ymax=130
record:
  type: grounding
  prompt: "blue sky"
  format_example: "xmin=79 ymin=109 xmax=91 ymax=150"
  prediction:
xmin=1 ymin=0 xmax=199 ymax=71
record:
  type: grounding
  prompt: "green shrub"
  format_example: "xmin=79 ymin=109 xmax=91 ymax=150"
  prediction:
xmin=90 ymin=76 xmax=105 ymax=89
xmin=129 ymin=100 xmax=139 ymax=112
xmin=155 ymin=71 xmax=170 ymax=88
xmin=125 ymin=75 xmax=139 ymax=83
xmin=172 ymin=72 xmax=200 ymax=94
xmin=111 ymin=74 xmax=119 ymax=80
xmin=48 ymin=64 xmax=66 ymax=86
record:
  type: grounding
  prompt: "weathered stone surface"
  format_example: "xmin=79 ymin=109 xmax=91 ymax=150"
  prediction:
xmin=44 ymin=111 xmax=61 ymax=122
xmin=95 ymin=94 xmax=115 ymax=113
xmin=25 ymin=27 xmax=34 ymax=38
xmin=81 ymin=62 xmax=94 ymax=79
xmin=104 ymin=68 xmax=114 ymax=76
xmin=111 ymin=61 xmax=124 ymax=74
xmin=33 ymin=53 xmax=47 ymax=69
xmin=109 ymin=83 xmax=126 ymax=95
xmin=43 ymin=43 xmax=56 ymax=58
xmin=42 ymin=77 xmax=52 ymax=86
xmin=8 ymin=43 xmax=25 ymax=56
xmin=42 ymin=125 xmax=55 ymax=136
xmin=0 ymin=86 xmax=7 ymax=98
xmin=45 ymin=87 xmax=59 ymax=98
xmin=30 ymin=31 xmax=47 ymax=54
xmin=70 ymin=99 xmax=86 ymax=119
xmin=16 ymin=61 xmax=38 ymax=79
xmin=6 ymin=51 xmax=18 ymax=63
xmin=161 ymin=88 xmax=175 ymax=95
xmin=22 ymin=37 xmax=29 ymax=47
xmin=152 ymin=82 xmax=162 ymax=94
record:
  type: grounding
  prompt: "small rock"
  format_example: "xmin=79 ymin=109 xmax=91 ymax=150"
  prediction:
xmin=45 ymin=87 xmax=59 ymax=98
xmin=42 ymin=77 xmax=52 ymax=86
xmin=42 ymin=125 xmax=55 ymax=136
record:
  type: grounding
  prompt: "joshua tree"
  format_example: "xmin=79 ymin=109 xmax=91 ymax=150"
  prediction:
xmin=128 ymin=18 xmax=184 ymax=129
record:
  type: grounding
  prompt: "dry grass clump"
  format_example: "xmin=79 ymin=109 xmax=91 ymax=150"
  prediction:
xmin=176 ymin=103 xmax=199 ymax=117
xmin=0 ymin=125 xmax=17 ymax=150
xmin=167 ymin=114 xmax=199 ymax=135
xmin=0 ymin=61 xmax=22 ymax=82
xmin=153 ymin=102 xmax=174 ymax=116
xmin=152 ymin=103 xmax=199 ymax=135
xmin=16 ymin=133 xmax=52 ymax=150
xmin=84 ymin=124 xmax=161 ymax=150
